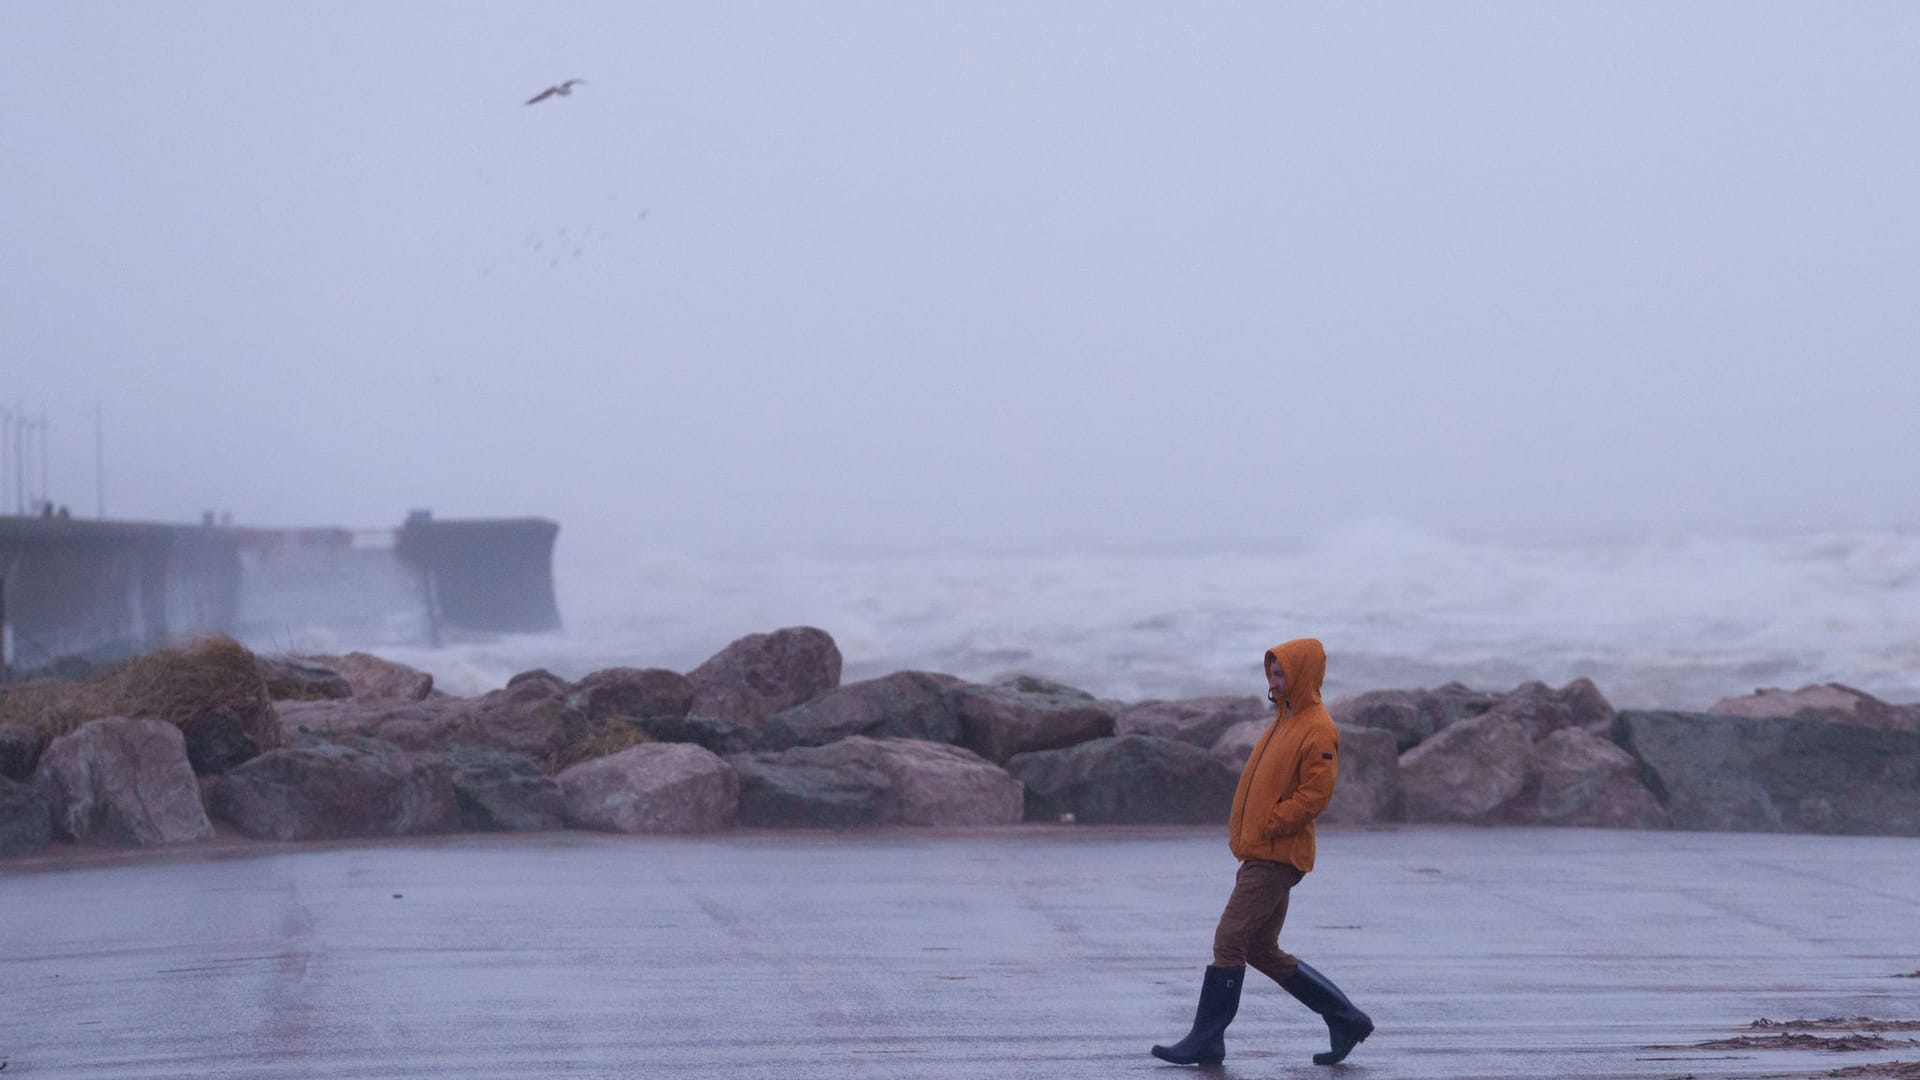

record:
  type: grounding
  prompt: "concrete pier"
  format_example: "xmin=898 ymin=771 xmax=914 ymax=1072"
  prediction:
xmin=0 ymin=514 xmax=558 ymax=671
xmin=2 ymin=825 xmax=1916 ymax=1078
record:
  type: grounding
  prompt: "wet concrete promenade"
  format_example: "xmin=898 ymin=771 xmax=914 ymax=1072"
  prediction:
xmin=2 ymin=826 xmax=1917 ymax=1079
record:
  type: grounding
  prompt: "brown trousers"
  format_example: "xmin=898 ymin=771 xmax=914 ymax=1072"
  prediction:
xmin=1212 ymin=858 xmax=1306 ymax=981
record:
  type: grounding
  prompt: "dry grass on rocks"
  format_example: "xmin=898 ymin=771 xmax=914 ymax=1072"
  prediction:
xmin=0 ymin=677 xmax=116 ymax=739
xmin=0 ymin=636 xmax=283 ymax=752
xmin=1821 ymin=1063 xmax=1920 ymax=1079
xmin=1671 ymin=1033 xmax=1920 ymax=1052
xmin=1752 ymin=1018 xmax=1920 ymax=1033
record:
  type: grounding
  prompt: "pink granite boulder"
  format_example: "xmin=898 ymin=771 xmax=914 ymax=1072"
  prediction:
xmin=687 ymin=627 xmax=842 ymax=726
xmin=558 ymin=743 xmax=739 ymax=834
xmin=275 ymin=673 xmax=588 ymax=764
xmin=314 ymin=651 xmax=436 ymax=702
xmin=1710 ymin=683 xmax=1920 ymax=732
xmin=569 ymin=667 xmax=695 ymax=724
xmin=1527 ymin=727 xmax=1668 ymax=829
xmin=36 ymin=717 xmax=215 ymax=846
xmin=1398 ymin=711 xmax=1536 ymax=823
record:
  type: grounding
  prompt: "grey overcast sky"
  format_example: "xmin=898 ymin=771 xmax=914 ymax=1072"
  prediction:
xmin=4 ymin=3 xmax=1916 ymax=552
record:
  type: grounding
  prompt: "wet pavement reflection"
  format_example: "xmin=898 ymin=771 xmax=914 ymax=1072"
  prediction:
xmin=3 ymin=825 xmax=1917 ymax=1078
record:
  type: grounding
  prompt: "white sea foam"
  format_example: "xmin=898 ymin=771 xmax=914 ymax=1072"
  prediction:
xmin=291 ymin=521 xmax=1920 ymax=710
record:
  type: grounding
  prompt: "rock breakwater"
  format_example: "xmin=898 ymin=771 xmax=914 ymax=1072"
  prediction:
xmin=1 ymin=631 xmax=1916 ymax=860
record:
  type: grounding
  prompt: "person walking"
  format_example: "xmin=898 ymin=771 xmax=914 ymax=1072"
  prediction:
xmin=1151 ymin=636 xmax=1374 ymax=1067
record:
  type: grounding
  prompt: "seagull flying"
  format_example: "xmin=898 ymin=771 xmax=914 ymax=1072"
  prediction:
xmin=525 ymin=79 xmax=588 ymax=105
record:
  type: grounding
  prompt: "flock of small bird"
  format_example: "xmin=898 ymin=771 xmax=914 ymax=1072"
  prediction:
xmin=510 ymin=206 xmax=648 ymax=271
xmin=491 ymin=78 xmax=651 ymax=275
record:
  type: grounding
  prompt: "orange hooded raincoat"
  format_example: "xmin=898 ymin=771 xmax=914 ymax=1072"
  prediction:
xmin=1226 ymin=638 xmax=1339 ymax=872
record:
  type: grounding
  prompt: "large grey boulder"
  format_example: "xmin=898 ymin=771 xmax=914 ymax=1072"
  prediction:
xmin=1398 ymin=711 xmax=1535 ymax=823
xmin=1709 ymin=683 xmax=1920 ymax=732
xmin=731 ymin=737 xmax=1022 ymax=828
xmin=558 ymin=743 xmax=739 ymax=834
xmin=1008 ymin=735 xmax=1240 ymax=824
xmin=569 ymin=667 xmax=695 ymax=724
xmin=447 ymin=747 xmax=566 ymax=832
xmin=687 ymin=626 xmax=842 ymax=726
xmin=635 ymin=714 xmax=764 ymax=756
xmin=1113 ymin=696 xmax=1264 ymax=750
xmin=1394 ymin=678 xmax=1636 ymax=826
xmin=1210 ymin=719 xmax=1265 ymax=768
xmin=728 ymin=746 xmax=896 ymax=828
xmin=210 ymin=734 xmax=458 ymax=840
xmin=953 ymin=682 xmax=1116 ymax=763
xmin=1320 ymin=725 xmax=1403 ymax=825
xmin=36 ymin=717 xmax=215 ymax=846
xmin=992 ymin=674 xmax=1097 ymax=700
xmin=313 ymin=652 xmax=436 ymax=702
xmin=1613 ymin=710 xmax=1920 ymax=834
xmin=1528 ymin=727 xmax=1667 ymax=829
xmin=759 ymin=671 xmax=963 ymax=752
xmin=0 ymin=776 xmax=54 ymax=857
xmin=277 ymin=699 xmax=428 ymax=742
xmin=1556 ymin=678 xmax=1618 ymax=734
xmin=0 ymin=722 xmax=46 ymax=782
xmin=509 ymin=668 xmax=566 ymax=690
xmin=276 ymin=673 xmax=588 ymax=764
xmin=1330 ymin=682 xmax=1497 ymax=752
xmin=872 ymin=736 xmax=1024 ymax=826
xmin=818 ymin=737 xmax=1022 ymax=826
xmin=1329 ymin=690 xmax=1421 ymax=750
xmin=179 ymin=707 xmax=277 ymax=775
xmin=1485 ymin=679 xmax=1612 ymax=741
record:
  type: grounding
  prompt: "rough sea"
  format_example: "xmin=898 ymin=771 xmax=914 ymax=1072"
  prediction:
xmin=287 ymin=520 xmax=1920 ymax=711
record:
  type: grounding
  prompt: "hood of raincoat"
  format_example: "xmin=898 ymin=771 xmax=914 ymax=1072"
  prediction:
xmin=1264 ymin=637 xmax=1326 ymax=715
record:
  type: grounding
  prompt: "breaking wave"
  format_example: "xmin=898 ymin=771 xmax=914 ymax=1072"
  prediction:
xmin=299 ymin=520 xmax=1920 ymax=710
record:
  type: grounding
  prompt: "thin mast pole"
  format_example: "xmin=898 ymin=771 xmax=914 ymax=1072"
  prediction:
xmin=13 ymin=404 xmax=24 ymax=515
xmin=95 ymin=398 xmax=105 ymax=518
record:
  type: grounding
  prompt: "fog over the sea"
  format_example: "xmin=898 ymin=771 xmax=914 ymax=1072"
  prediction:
xmin=5 ymin=2 xmax=1915 ymax=554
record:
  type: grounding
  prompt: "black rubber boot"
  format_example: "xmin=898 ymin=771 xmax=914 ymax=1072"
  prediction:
xmin=1150 ymin=965 xmax=1244 ymax=1065
xmin=1278 ymin=959 xmax=1373 ymax=1065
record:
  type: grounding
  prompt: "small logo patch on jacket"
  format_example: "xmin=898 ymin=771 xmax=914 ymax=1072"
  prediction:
xmin=1322 ymin=753 xmax=1334 ymax=760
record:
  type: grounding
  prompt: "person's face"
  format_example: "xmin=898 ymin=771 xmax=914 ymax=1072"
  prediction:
xmin=1265 ymin=657 xmax=1288 ymax=701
